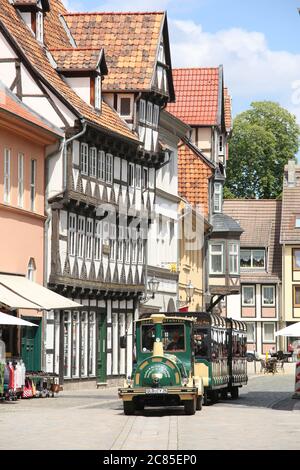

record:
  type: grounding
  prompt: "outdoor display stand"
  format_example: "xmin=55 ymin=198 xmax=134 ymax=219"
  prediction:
xmin=24 ymin=372 xmax=60 ymax=399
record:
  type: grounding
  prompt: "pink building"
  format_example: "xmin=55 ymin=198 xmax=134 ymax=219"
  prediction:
xmin=0 ymin=83 xmax=63 ymax=364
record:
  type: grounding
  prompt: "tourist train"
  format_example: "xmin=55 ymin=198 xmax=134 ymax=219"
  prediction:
xmin=118 ymin=311 xmax=248 ymax=414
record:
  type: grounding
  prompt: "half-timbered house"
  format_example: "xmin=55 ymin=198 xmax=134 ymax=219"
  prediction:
xmin=62 ymin=11 xmax=178 ymax=313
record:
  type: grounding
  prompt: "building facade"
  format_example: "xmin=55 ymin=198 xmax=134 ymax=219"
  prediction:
xmin=0 ymin=80 xmax=62 ymax=369
xmin=280 ymin=161 xmax=300 ymax=351
xmin=224 ymin=200 xmax=282 ymax=356
xmin=168 ymin=67 xmax=242 ymax=311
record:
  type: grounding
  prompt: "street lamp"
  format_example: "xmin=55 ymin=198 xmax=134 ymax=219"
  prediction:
xmin=140 ymin=276 xmax=160 ymax=304
xmin=148 ymin=276 xmax=160 ymax=298
xmin=186 ymin=281 xmax=194 ymax=304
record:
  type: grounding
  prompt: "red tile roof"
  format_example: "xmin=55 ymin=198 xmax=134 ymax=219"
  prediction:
xmin=62 ymin=11 xmax=171 ymax=95
xmin=167 ymin=67 xmax=221 ymax=126
xmin=0 ymin=0 xmax=139 ymax=143
xmin=49 ymin=48 xmax=104 ymax=73
xmin=178 ymin=139 xmax=214 ymax=217
xmin=0 ymin=82 xmax=63 ymax=136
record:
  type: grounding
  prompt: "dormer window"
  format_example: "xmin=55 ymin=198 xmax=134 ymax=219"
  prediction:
xmin=95 ymin=75 xmax=102 ymax=111
xmin=213 ymin=182 xmax=223 ymax=213
xmin=36 ymin=10 xmax=44 ymax=43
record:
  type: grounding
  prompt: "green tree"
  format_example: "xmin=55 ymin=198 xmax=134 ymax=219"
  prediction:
xmin=225 ymin=101 xmax=300 ymax=199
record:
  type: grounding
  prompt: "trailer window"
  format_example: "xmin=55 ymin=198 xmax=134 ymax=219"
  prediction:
xmin=194 ymin=329 xmax=209 ymax=358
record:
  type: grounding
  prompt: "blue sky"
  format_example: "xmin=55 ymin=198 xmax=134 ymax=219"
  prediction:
xmin=65 ymin=0 xmax=300 ymax=123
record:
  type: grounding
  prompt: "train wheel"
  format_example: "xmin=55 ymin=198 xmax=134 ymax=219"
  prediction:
xmin=123 ymin=401 xmax=135 ymax=415
xmin=135 ymin=402 xmax=145 ymax=411
xmin=210 ymin=390 xmax=219 ymax=404
xmin=203 ymin=391 xmax=209 ymax=406
xmin=231 ymin=387 xmax=239 ymax=399
xmin=196 ymin=396 xmax=203 ymax=411
xmin=184 ymin=398 xmax=196 ymax=415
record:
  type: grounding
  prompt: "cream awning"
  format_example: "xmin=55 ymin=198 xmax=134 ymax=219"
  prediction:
xmin=0 ymin=274 xmax=81 ymax=311
xmin=0 ymin=312 xmax=38 ymax=326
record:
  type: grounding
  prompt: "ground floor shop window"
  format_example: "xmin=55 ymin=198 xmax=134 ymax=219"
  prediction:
xmin=63 ymin=310 xmax=97 ymax=379
xmin=64 ymin=312 xmax=71 ymax=378
xmin=89 ymin=312 xmax=96 ymax=377
xmin=81 ymin=312 xmax=88 ymax=377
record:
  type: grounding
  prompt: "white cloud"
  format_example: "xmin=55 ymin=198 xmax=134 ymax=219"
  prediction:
xmin=169 ymin=20 xmax=300 ymax=120
xmin=96 ymin=0 xmax=172 ymax=10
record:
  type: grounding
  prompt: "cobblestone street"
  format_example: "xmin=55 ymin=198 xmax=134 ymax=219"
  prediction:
xmin=0 ymin=367 xmax=300 ymax=450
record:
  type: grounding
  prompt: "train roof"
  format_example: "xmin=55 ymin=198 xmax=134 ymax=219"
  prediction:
xmin=157 ymin=311 xmax=247 ymax=332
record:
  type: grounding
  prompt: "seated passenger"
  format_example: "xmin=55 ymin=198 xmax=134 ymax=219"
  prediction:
xmin=166 ymin=330 xmax=184 ymax=351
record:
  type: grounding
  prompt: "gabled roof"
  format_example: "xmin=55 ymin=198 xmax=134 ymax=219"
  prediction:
xmin=167 ymin=67 xmax=224 ymax=127
xmin=0 ymin=0 xmax=139 ymax=143
xmin=49 ymin=48 xmax=107 ymax=74
xmin=0 ymin=80 xmax=63 ymax=137
xmin=177 ymin=138 xmax=214 ymax=217
xmin=280 ymin=162 xmax=300 ymax=244
xmin=62 ymin=10 xmax=175 ymax=100
xmin=224 ymin=199 xmax=282 ymax=282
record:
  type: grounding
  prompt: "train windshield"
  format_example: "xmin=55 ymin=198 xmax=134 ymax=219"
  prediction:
xmin=141 ymin=324 xmax=186 ymax=353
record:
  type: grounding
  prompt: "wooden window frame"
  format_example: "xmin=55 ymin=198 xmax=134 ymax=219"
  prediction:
xmin=262 ymin=322 xmax=276 ymax=343
xmin=209 ymin=242 xmax=224 ymax=275
xmin=68 ymin=213 xmax=77 ymax=256
xmin=18 ymin=153 xmax=24 ymax=208
xmin=117 ymin=94 xmax=133 ymax=119
xmin=293 ymin=285 xmax=300 ymax=308
xmin=242 ymin=285 xmax=255 ymax=307
xmin=89 ymin=147 xmax=97 ymax=179
xmin=80 ymin=143 xmax=89 ymax=176
xmin=293 ymin=248 xmax=300 ymax=271
xmin=30 ymin=159 xmax=37 ymax=212
xmin=262 ymin=285 xmax=276 ymax=307
xmin=139 ymin=99 xmax=146 ymax=123
xmin=4 ymin=148 xmax=11 ymax=204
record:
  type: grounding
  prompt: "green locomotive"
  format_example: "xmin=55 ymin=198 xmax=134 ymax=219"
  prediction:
xmin=118 ymin=313 xmax=204 ymax=415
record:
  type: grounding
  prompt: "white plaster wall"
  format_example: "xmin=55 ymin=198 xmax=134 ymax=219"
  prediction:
xmin=65 ymin=76 xmax=90 ymax=105
xmin=226 ymin=293 xmax=241 ymax=319
xmin=103 ymin=93 xmax=114 ymax=108
xmin=0 ymin=33 xmax=17 ymax=59
xmin=21 ymin=64 xmax=41 ymax=94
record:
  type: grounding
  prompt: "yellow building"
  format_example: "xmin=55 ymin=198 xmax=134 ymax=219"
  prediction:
xmin=178 ymin=198 xmax=211 ymax=311
xmin=280 ymin=162 xmax=300 ymax=348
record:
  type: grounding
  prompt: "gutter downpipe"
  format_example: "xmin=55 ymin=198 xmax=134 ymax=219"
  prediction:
xmin=63 ymin=119 xmax=87 ymax=190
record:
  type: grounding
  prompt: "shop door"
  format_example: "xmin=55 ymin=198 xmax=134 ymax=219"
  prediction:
xmin=21 ymin=318 xmax=42 ymax=372
xmin=97 ymin=314 xmax=107 ymax=383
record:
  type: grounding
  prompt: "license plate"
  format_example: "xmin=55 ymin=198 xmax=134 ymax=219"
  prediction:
xmin=145 ymin=388 xmax=168 ymax=394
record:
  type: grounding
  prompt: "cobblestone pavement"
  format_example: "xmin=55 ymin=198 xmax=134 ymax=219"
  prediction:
xmin=0 ymin=370 xmax=299 ymax=450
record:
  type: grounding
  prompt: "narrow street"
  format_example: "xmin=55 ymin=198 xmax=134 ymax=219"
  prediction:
xmin=1 ymin=370 xmax=299 ymax=450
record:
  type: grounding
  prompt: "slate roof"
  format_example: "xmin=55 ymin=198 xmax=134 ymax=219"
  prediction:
xmin=0 ymin=80 xmax=63 ymax=136
xmin=280 ymin=163 xmax=300 ymax=244
xmin=62 ymin=10 xmax=174 ymax=98
xmin=177 ymin=138 xmax=214 ymax=217
xmin=49 ymin=48 xmax=106 ymax=73
xmin=167 ymin=67 xmax=222 ymax=126
xmin=224 ymin=199 xmax=282 ymax=282
xmin=0 ymin=0 xmax=139 ymax=143
xmin=211 ymin=213 xmax=243 ymax=234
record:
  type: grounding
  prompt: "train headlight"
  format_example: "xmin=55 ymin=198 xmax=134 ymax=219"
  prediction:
xmin=126 ymin=377 xmax=133 ymax=387
xmin=182 ymin=378 xmax=188 ymax=386
xmin=152 ymin=373 xmax=163 ymax=383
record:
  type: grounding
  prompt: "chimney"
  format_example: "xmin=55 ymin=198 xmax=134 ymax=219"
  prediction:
xmin=287 ymin=160 xmax=296 ymax=187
